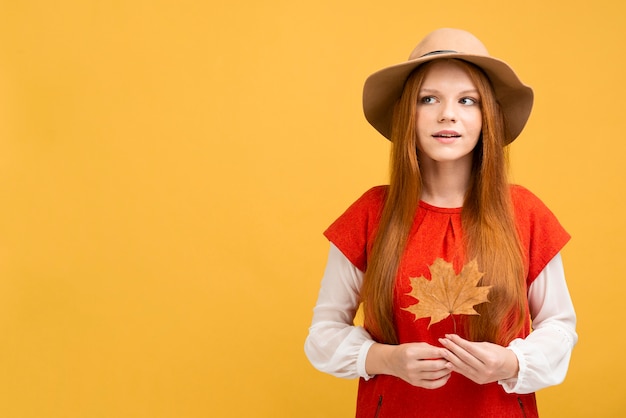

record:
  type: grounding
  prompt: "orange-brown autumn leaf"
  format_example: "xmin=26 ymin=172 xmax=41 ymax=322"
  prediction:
xmin=403 ymin=258 xmax=491 ymax=328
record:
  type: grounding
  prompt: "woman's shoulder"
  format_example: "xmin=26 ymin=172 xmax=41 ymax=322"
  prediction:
xmin=336 ymin=185 xmax=388 ymax=214
xmin=358 ymin=185 xmax=388 ymax=204
xmin=509 ymin=184 xmax=550 ymax=212
xmin=327 ymin=186 xmax=387 ymax=228
xmin=509 ymin=184 xmax=565 ymax=228
xmin=328 ymin=185 xmax=388 ymax=226
xmin=508 ymin=185 xmax=570 ymax=280
xmin=509 ymin=183 xmax=535 ymax=199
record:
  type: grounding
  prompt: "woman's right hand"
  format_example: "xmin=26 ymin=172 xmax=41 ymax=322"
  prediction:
xmin=365 ymin=342 xmax=452 ymax=389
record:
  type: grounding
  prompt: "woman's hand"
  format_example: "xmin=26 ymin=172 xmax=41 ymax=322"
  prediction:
xmin=366 ymin=342 xmax=452 ymax=389
xmin=439 ymin=334 xmax=519 ymax=385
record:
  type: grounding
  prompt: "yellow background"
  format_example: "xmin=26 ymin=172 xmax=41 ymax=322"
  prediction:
xmin=0 ymin=1 xmax=624 ymax=417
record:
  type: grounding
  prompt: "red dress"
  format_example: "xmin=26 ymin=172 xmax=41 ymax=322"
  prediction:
xmin=324 ymin=185 xmax=570 ymax=418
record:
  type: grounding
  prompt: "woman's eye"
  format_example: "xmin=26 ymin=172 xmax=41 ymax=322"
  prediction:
xmin=460 ymin=97 xmax=478 ymax=105
xmin=420 ymin=96 xmax=436 ymax=104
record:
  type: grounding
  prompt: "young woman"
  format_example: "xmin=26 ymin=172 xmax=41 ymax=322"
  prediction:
xmin=305 ymin=28 xmax=577 ymax=417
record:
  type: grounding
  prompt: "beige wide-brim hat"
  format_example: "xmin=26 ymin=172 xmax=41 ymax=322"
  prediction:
xmin=363 ymin=28 xmax=533 ymax=144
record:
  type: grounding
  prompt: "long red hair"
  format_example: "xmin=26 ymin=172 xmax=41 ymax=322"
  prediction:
xmin=361 ymin=59 xmax=526 ymax=346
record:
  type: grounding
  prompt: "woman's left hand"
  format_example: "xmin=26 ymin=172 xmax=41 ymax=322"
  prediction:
xmin=438 ymin=334 xmax=519 ymax=385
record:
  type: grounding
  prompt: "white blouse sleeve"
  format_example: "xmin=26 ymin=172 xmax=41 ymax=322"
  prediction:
xmin=499 ymin=253 xmax=578 ymax=394
xmin=304 ymin=243 xmax=376 ymax=379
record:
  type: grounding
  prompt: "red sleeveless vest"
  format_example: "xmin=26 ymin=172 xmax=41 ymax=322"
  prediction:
xmin=324 ymin=185 xmax=570 ymax=417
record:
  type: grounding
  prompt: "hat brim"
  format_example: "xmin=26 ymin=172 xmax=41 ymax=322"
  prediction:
xmin=363 ymin=52 xmax=533 ymax=144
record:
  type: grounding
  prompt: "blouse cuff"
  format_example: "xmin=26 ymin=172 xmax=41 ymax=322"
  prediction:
xmin=357 ymin=339 xmax=376 ymax=380
xmin=498 ymin=342 xmax=527 ymax=393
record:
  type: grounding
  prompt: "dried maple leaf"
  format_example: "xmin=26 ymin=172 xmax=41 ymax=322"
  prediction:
xmin=403 ymin=258 xmax=491 ymax=328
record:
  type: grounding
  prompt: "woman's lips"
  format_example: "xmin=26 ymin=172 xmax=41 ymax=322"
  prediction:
xmin=432 ymin=130 xmax=461 ymax=144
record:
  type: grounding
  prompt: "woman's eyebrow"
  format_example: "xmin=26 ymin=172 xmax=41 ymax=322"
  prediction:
xmin=419 ymin=88 xmax=479 ymax=95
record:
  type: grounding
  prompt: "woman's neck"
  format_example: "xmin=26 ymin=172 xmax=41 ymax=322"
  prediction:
xmin=419 ymin=159 xmax=472 ymax=208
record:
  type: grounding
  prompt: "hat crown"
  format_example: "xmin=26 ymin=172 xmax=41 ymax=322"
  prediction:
xmin=408 ymin=28 xmax=489 ymax=60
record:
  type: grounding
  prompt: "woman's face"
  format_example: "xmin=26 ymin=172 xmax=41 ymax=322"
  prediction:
xmin=415 ymin=60 xmax=482 ymax=167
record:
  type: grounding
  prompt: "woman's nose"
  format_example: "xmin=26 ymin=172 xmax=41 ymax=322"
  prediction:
xmin=438 ymin=101 xmax=457 ymax=122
